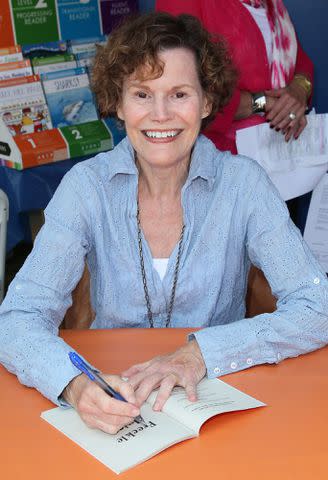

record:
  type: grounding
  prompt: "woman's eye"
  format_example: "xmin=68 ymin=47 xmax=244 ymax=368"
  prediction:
xmin=175 ymin=92 xmax=186 ymax=99
xmin=136 ymin=91 xmax=148 ymax=99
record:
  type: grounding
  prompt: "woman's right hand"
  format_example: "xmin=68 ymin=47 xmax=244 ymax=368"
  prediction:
xmin=62 ymin=373 xmax=141 ymax=434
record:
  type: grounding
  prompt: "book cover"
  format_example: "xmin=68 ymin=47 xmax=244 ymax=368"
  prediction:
xmin=42 ymin=67 xmax=99 ymax=128
xmin=22 ymin=41 xmax=68 ymax=59
xmin=0 ymin=73 xmax=52 ymax=136
xmin=0 ymin=74 xmax=46 ymax=111
xmin=2 ymin=103 xmax=52 ymax=136
xmin=67 ymin=36 xmax=106 ymax=55
xmin=41 ymin=378 xmax=265 ymax=474
xmin=9 ymin=0 xmax=60 ymax=45
xmin=57 ymin=0 xmax=103 ymax=40
xmin=100 ymin=0 xmax=138 ymax=34
xmin=0 ymin=45 xmax=23 ymax=64
xmin=75 ymin=52 xmax=95 ymax=70
xmin=0 ymin=2 xmax=15 ymax=48
xmin=0 ymin=59 xmax=32 ymax=81
xmin=32 ymin=53 xmax=77 ymax=76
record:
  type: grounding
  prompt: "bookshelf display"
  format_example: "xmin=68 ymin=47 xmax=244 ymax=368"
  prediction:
xmin=0 ymin=0 xmax=138 ymax=169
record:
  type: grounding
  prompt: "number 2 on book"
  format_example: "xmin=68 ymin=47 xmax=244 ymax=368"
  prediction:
xmin=71 ymin=129 xmax=83 ymax=140
xmin=35 ymin=0 xmax=48 ymax=9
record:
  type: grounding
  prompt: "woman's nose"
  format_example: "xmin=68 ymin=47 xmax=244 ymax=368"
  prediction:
xmin=149 ymin=97 xmax=173 ymax=122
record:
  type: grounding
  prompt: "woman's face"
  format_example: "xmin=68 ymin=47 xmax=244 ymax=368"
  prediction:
xmin=117 ymin=48 xmax=211 ymax=171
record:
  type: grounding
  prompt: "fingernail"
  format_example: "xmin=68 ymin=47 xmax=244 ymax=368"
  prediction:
xmin=132 ymin=408 xmax=139 ymax=416
xmin=270 ymin=125 xmax=274 ymax=129
xmin=275 ymin=128 xmax=280 ymax=132
xmin=153 ymin=402 xmax=160 ymax=411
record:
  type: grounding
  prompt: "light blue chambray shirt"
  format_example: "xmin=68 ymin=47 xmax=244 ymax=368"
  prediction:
xmin=0 ymin=135 xmax=328 ymax=405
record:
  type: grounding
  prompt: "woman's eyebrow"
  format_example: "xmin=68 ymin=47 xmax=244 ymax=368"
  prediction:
xmin=127 ymin=82 xmax=194 ymax=90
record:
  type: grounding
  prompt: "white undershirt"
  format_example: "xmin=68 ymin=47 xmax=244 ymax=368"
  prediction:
xmin=153 ymin=258 xmax=169 ymax=281
xmin=242 ymin=4 xmax=273 ymax=66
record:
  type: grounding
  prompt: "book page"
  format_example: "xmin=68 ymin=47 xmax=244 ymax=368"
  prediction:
xmin=41 ymin=402 xmax=195 ymax=475
xmin=236 ymin=114 xmax=328 ymax=201
xmin=147 ymin=378 xmax=265 ymax=434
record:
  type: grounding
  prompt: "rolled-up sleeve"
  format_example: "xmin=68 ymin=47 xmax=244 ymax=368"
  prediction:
xmin=193 ymin=168 xmax=328 ymax=378
xmin=0 ymin=166 xmax=91 ymax=404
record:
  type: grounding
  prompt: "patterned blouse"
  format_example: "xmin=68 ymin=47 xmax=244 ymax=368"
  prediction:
xmin=0 ymin=135 xmax=327 ymax=404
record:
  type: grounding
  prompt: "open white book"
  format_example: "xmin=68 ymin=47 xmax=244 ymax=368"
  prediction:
xmin=41 ymin=378 xmax=265 ymax=474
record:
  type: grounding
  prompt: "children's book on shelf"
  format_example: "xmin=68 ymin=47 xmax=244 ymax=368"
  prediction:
xmin=41 ymin=378 xmax=265 ymax=474
xmin=9 ymin=0 xmax=60 ymax=46
xmin=31 ymin=53 xmax=77 ymax=76
xmin=57 ymin=0 xmax=103 ymax=40
xmin=22 ymin=41 xmax=68 ymax=59
xmin=75 ymin=52 xmax=96 ymax=70
xmin=0 ymin=74 xmax=52 ymax=136
xmin=0 ymin=59 xmax=32 ymax=81
xmin=0 ymin=46 xmax=23 ymax=64
xmin=42 ymin=67 xmax=99 ymax=128
xmin=100 ymin=0 xmax=138 ymax=34
xmin=67 ymin=36 xmax=107 ymax=55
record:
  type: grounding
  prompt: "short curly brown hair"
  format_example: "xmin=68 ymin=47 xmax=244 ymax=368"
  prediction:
xmin=92 ymin=11 xmax=237 ymax=129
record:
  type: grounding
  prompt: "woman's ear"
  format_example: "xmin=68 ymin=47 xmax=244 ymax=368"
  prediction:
xmin=117 ymin=105 xmax=124 ymax=121
xmin=201 ymin=96 xmax=212 ymax=119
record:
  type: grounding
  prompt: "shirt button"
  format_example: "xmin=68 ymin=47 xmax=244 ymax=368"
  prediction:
xmin=230 ymin=362 xmax=237 ymax=369
xmin=15 ymin=284 xmax=22 ymax=291
xmin=246 ymin=358 xmax=253 ymax=365
xmin=213 ymin=367 xmax=220 ymax=375
xmin=314 ymin=277 xmax=320 ymax=284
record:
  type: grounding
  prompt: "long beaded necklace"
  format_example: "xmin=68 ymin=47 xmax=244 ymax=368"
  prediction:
xmin=136 ymin=202 xmax=185 ymax=328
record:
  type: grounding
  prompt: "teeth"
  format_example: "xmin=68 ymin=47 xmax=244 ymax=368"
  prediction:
xmin=144 ymin=130 xmax=179 ymax=139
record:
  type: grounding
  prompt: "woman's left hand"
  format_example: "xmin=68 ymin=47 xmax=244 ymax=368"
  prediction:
xmin=265 ymin=78 xmax=308 ymax=141
xmin=121 ymin=339 xmax=206 ymax=411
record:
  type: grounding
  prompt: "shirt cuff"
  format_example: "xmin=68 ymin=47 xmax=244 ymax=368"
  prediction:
xmin=188 ymin=321 xmax=277 ymax=378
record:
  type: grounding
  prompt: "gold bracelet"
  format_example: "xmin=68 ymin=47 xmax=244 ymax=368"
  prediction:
xmin=293 ymin=74 xmax=312 ymax=99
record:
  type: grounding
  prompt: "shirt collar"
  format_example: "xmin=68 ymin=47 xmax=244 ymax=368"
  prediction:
xmin=105 ymin=134 xmax=219 ymax=186
xmin=186 ymin=135 xmax=218 ymax=187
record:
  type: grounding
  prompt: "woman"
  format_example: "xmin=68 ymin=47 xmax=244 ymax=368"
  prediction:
xmin=156 ymin=0 xmax=313 ymax=153
xmin=0 ymin=12 xmax=327 ymax=435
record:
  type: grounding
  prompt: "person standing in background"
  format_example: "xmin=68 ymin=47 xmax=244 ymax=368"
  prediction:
xmin=156 ymin=0 xmax=314 ymax=313
xmin=155 ymin=0 xmax=313 ymax=154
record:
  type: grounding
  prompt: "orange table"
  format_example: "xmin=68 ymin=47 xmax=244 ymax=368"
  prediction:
xmin=1 ymin=328 xmax=328 ymax=480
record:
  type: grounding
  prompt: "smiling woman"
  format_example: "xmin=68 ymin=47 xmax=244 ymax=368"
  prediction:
xmin=0 ymin=12 xmax=328 ymax=436
xmin=117 ymin=48 xmax=211 ymax=173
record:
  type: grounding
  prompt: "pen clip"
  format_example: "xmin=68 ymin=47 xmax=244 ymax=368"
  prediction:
xmin=69 ymin=351 xmax=96 ymax=381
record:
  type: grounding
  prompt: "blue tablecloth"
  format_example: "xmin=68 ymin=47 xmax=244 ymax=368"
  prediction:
xmin=0 ymin=118 xmax=125 ymax=252
xmin=1 ymin=120 xmax=126 ymax=252
xmin=0 ymin=157 xmax=88 ymax=252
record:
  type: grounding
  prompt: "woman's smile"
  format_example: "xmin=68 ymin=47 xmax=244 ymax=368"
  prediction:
xmin=142 ymin=129 xmax=183 ymax=141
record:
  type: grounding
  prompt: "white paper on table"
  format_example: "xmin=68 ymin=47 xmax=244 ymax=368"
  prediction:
xmin=236 ymin=113 xmax=328 ymax=201
xmin=304 ymin=173 xmax=328 ymax=272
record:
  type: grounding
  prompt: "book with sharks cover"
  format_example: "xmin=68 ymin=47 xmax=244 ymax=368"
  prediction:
xmin=42 ymin=67 xmax=99 ymax=128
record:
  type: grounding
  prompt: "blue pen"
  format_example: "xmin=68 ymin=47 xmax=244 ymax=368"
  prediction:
xmin=69 ymin=351 xmax=145 ymax=423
